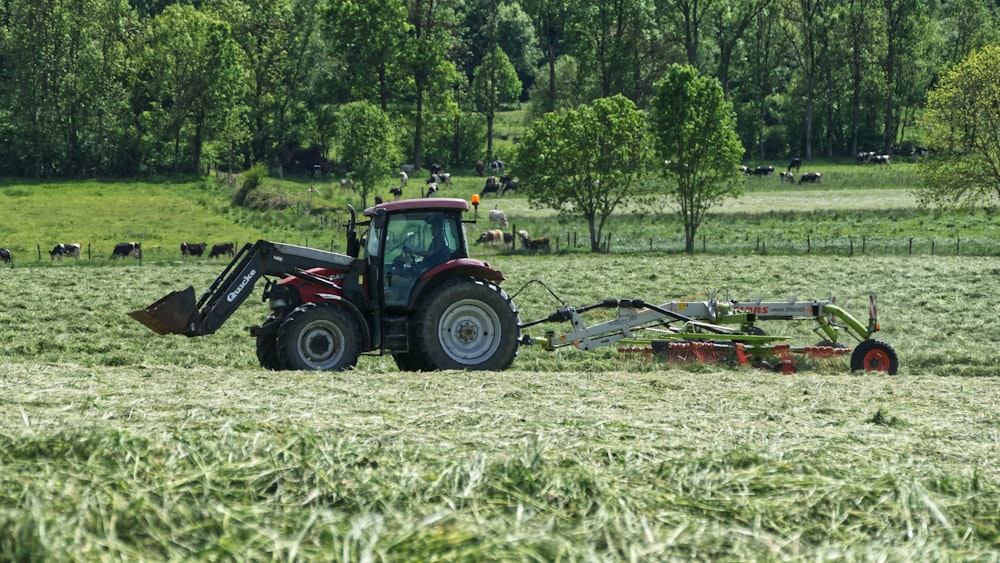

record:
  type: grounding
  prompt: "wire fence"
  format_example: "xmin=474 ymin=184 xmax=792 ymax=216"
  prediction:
xmin=498 ymin=229 xmax=1000 ymax=257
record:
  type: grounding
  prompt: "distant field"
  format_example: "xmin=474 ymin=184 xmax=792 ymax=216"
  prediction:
xmin=2 ymin=253 xmax=999 ymax=559
xmin=2 ymin=161 xmax=997 ymax=264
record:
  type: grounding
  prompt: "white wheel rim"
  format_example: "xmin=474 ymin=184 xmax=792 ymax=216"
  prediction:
xmin=437 ymin=298 xmax=502 ymax=365
xmin=297 ymin=319 xmax=345 ymax=369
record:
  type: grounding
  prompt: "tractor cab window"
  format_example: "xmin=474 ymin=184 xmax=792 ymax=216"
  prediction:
xmin=382 ymin=212 xmax=459 ymax=308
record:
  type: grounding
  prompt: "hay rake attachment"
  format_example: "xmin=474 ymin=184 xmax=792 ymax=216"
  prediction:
xmin=519 ymin=290 xmax=898 ymax=374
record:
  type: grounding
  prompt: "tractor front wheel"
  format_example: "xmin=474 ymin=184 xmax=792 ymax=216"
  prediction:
xmin=415 ymin=279 xmax=520 ymax=371
xmin=255 ymin=314 xmax=282 ymax=370
xmin=277 ymin=303 xmax=361 ymax=371
xmin=850 ymin=339 xmax=898 ymax=375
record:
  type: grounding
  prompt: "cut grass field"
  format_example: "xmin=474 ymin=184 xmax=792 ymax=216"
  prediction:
xmin=2 ymin=167 xmax=1000 ymax=559
xmin=2 ymin=252 xmax=1000 ymax=558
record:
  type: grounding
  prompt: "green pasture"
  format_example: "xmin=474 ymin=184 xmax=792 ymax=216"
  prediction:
xmin=3 ymin=161 xmax=997 ymax=266
xmin=2 ymin=252 xmax=1000 ymax=559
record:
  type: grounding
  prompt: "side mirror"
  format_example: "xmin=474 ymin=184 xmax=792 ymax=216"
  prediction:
xmin=346 ymin=205 xmax=359 ymax=257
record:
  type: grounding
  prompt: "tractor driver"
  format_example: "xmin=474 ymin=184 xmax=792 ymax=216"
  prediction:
xmin=404 ymin=220 xmax=450 ymax=265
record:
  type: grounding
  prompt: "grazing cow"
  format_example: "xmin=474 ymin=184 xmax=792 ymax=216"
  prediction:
xmin=788 ymin=158 xmax=802 ymax=172
xmin=799 ymin=172 xmax=822 ymax=184
xmin=489 ymin=209 xmax=508 ymax=228
xmin=475 ymin=160 xmax=485 ymax=176
xmin=779 ymin=171 xmax=795 ymax=183
xmin=374 ymin=195 xmax=383 ymax=205
xmin=872 ymin=154 xmax=891 ymax=168
xmin=857 ymin=151 xmax=876 ymax=164
xmin=499 ymin=174 xmax=518 ymax=195
xmin=738 ymin=165 xmax=751 ymax=175
xmin=424 ymin=183 xmax=439 ymax=198
xmin=489 ymin=160 xmax=505 ymax=174
xmin=181 ymin=242 xmax=207 ymax=257
xmin=49 ymin=243 xmax=81 ymax=261
xmin=481 ymin=176 xmax=501 ymax=197
xmin=399 ymin=171 xmax=408 ymax=188
xmin=112 ymin=242 xmax=141 ymax=259
xmin=518 ymin=230 xmax=551 ymax=252
xmin=429 ymin=163 xmax=443 ymax=176
xmin=752 ymin=165 xmax=775 ymax=176
xmin=914 ymin=146 xmax=930 ymax=157
xmin=427 ymin=172 xmax=452 ymax=187
xmin=209 ymin=242 xmax=235 ymax=258
xmin=340 ymin=178 xmax=355 ymax=190
xmin=0 ymin=248 xmax=10 ymax=264
xmin=475 ymin=229 xmax=505 ymax=245
xmin=390 ymin=186 xmax=404 ymax=200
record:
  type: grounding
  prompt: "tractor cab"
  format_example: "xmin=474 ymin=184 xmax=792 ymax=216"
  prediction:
xmin=363 ymin=199 xmax=471 ymax=309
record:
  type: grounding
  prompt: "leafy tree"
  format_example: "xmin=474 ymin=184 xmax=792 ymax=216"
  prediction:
xmin=0 ymin=0 xmax=137 ymax=176
xmin=401 ymin=0 xmax=464 ymax=170
xmin=526 ymin=56 xmax=593 ymax=121
xmin=471 ymin=46 xmax=521 ymax=160
xmin=649 ymin=64 xmax=744 ymax=254
xmin=210 ymin=0 xmax=325 ymax=166
xmin=571 ymin=0 xmax=666 ymax=103
xmin=520 ymin=0 xmax=572 ymax=116
xmin=138 ymin=5 xmax=244 ymax=173
xmin=516 ymin=95 xmax=651 ymax=252
xmin=915 ymin=44 xmax=1000 ymax=209
xmin=321 ymin=0 xmax=408 ymax=111
xmin=337 ymin=101 xmax=399 ymax=209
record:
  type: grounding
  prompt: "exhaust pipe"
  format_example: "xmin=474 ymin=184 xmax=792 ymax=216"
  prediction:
xmin=128 ymin=286 xmax=198 ymax=336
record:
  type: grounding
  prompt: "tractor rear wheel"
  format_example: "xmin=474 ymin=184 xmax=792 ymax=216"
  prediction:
xmin=414 ymin=279 xmax=520 ymax=371
xmin=277 ymin=303 xmax=361 ymax=371
xmin=850 ymin=339 xmax=898 ymax=375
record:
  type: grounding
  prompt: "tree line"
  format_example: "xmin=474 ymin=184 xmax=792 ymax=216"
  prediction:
xmin=0 ymin=0 xmax=996 ymax=178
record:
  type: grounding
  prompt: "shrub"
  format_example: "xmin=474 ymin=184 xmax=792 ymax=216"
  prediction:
xmin=232 ymin=163 xmax=268 ymax=206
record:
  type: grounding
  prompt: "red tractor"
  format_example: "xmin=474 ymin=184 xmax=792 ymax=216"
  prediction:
xmin=130 ymin=198 xmax=522 ymax=371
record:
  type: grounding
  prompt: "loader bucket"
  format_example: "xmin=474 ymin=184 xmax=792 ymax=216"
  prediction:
xmin=128 ymin=286 xmax=198 ymax=336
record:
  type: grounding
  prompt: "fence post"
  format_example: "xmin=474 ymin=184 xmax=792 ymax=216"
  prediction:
xmin=931 ymin=240 xmax=935 ymax=255
xmin=761 ymin=241 xmax=767 ymax=256
xmin=807 ymin=236 xmax=811 ymax=253
xmin=956 ymin=238 xmax=960 ymax=255
xmin=909 ymin=238 xmax=913 ymax=254
xmin=850 ymin=238 xmax=854 ymax=256
xmin=702 ymin=234 xmax=706 ymax=252
xmin=862 ymin=236 xmax=866 ymax=255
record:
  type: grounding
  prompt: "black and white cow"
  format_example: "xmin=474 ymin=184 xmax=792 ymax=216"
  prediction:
xmin=181 ymin=242 xmax=207 ymax=257
xmin=50 ymin=243 xmax=81 ymax=261
xmin=481 ymin=176 xmax=501 ymax=197
xmin=0 ymin=248 xmax=10 ymax=264
xmin=799 ymin=172 xmax=822 ymax=184
xmin=209 ymin=242 xmax=235 ymax=258
xmin=788 ymin=158 xmax=802 ymax=172
xmin=112 ymin=242 xmax=141 ymax=259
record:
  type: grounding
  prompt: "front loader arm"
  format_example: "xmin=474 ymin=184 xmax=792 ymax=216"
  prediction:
xmin=129 ymin=240 xmax=358 ymax=336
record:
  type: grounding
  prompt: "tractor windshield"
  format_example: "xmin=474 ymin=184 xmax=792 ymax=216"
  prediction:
xmin=381 ymin=211 xmax=464 ymax=308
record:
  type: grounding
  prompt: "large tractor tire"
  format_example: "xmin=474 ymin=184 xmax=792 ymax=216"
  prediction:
xmin=276 ymin=303 xmax=361 ymax=371
xmin=414 ymin=279 xmax=520 ymax=371
xmin=850 ymin=339 xmax=899 ymax=375
xmin=255 ymin=314 xmax=282 ymax=370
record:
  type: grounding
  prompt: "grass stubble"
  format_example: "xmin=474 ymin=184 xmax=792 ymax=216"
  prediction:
xmin=2 ymin=252 xmax=1000 ymax=560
